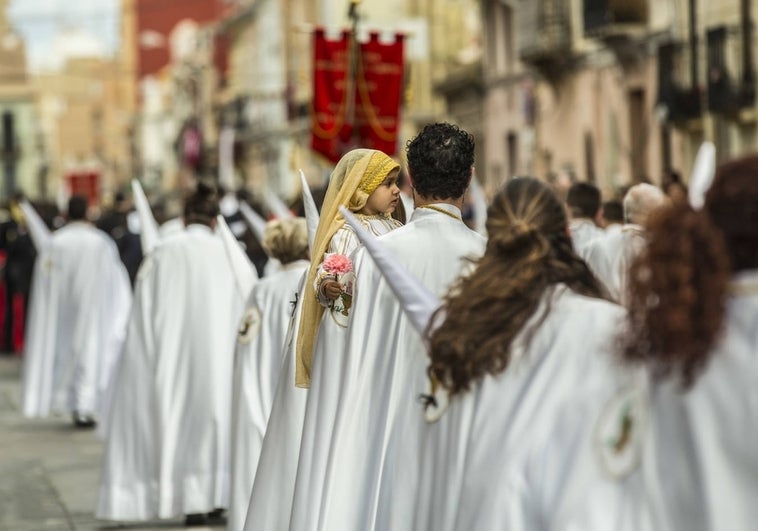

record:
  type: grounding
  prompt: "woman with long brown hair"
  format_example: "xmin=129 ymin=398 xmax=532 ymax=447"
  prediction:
xmin=619 ymin=155 xmax=758 ymax=531
xmin=414 ymin=176 xmax=635 ymax=530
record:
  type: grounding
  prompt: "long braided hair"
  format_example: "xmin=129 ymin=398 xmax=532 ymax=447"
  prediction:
xmin=428 ymin=177 xmax=605 ymax=395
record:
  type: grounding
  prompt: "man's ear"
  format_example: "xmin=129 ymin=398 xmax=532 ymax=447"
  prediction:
xmin=595 ymin=206 xmax=604 ymax=226
xmin=407 ymin=168 xmax=416 ymax=190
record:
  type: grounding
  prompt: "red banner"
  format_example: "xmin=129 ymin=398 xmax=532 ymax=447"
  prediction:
xmin=66 ymin=171 xmax=100 ymax=206
xmin=355 ymin=32 xmax=404 ymax=155
xmin=311 ymin=29 xmax=404 ymax=162
xmin=311 ymin=29 xmax=352 ymax=163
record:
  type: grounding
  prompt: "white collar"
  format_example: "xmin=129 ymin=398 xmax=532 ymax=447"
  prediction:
xmin=187 ymin=223 xmax=213 ymax=235
xmin=410 ymin=203 xmax=463 ymax=222
xmin=729 ymin=269 xmax=758 ymax=297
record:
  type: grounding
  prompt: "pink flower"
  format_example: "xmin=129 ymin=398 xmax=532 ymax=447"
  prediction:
xmin=323 ymin=253 xmax=353 ymax=275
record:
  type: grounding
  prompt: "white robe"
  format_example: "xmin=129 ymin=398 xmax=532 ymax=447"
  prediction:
xmin=242 ymin=275 xmax=308 ymax=530
xmin=289 ymin=204 xmax=486 ymax=531
xmin=639 ymin=270 xmax=758 ymax=531
xmin=570 ymin=218 xmax=605 ymax=257
xmin=415 ymin=286 xmax=641 ymax=531
xmin=228 ymin=259 xmax=309 ymax=531
xmin=583 ymin=225 xmax=645 ymax=305
xmin=243 ymin=215 xmax=401 ymax=531
xmin=21 ymin=222 xmax=131 ymax=420
xmin=97 ymin=224 xmax=243 ymax=521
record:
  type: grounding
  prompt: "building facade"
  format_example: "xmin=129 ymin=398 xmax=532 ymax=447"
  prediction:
xmin=0 ymin=0 xmax=41 ymax=202
xmin=214 ymin=0 xmax=486 ymax=200
xmin=481 ymin=0 xmax=757 ymax=196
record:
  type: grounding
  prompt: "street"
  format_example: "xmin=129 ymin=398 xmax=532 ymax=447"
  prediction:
xmin=0 ymin=356 xmax=221 ymax=531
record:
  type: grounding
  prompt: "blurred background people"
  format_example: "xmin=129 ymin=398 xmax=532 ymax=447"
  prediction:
xmin=566 ymin=181 xmax=604 ymax=255
xmin=97 ymin=182 xmax=244 ymax=527
xmin=21 ymin=195 xmax=131 ymax=428
xmin=0 ymin=193 xmax=36 ymax=353
xmin=584 ymin=183 xmax=666 ymax=305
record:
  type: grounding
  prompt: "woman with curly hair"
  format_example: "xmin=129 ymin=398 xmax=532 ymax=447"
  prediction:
xmin=414 ymin=176 xmax=639 ymax=530
xmin=619 ymin=155 xmax=758 ymax=531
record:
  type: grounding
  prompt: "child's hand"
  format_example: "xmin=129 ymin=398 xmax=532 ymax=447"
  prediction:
xmin=322 ymin=280 xmax=343 ymax=301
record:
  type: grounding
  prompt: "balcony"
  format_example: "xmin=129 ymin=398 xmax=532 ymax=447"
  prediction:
xmin=518 ymin=0 xmax=572 ymax=78
xmin=584 ymin=0 xmax=648 ymax=38
xmin=657 ymin=42 xmax=702 ymax=125
xmin=707 ymin=25 xmax=755 ymax=116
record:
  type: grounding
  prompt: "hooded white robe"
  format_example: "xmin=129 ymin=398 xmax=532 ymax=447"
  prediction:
xmin=583 ymin=225 xmax=645 ymax=305
xmin=288 ymin=204 xmax=486 ymax=531
xmin=637 ymin=270 xmax=758 ymax=531
xmin=228 ymin=259 xmax=309 ymax=531
xmin=414 ymin=286 xmax=643 ymax=531
xmin=97 ymin=224 xmax=243 ymax=521
xmin=21 ymin=222 xmax=131 ymax=420
xmin=243 ymin=216 xmax=401 ymax=531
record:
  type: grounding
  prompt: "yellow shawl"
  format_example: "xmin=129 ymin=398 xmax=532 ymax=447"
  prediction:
xmin=295 ymin=149 xmax=399 ymax=387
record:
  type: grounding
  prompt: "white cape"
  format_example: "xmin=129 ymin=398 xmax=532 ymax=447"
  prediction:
xmin=289 ymin=205 xmax=486 ymax=531
xmin=21 ymin=222 xmax=131 ymax=420
xmin=243 ymin=216 xmax=401 ymax=531
xmin=97 ymin=225 xmax=243 ymax=521
xmin=583 ymin=225 xmax=645 ymax=305
xmin=570 ymin=218 xmax=605 ymax=257
xmin=640 ymin=270 xmax=758 ymax=531
xmin=242 ymin=273 xmax=308 ymax=530
xmin=415 ymin=286 xmax=647 ymax=531
xmin=228 ymin=260 xmax=309 ymax=531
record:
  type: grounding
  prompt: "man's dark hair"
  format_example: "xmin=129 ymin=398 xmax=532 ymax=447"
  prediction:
xmin=406 ymin=122 xmax=474 ymax=200
xmin=67 ymin=195 xmax=88 ymax=221
xmin=566 ymin=182 xmax=601 ymax=219
xmin=602 ymin=200 xmax=623 ymax=224
xmin=184 ymin=180 xmax=220 ymax=226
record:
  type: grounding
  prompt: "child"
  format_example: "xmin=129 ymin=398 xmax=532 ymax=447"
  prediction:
xmin=243 ymin=149 xmax=402 ymax=531
xmin=296 ymin=148 xmax=402 ymax=388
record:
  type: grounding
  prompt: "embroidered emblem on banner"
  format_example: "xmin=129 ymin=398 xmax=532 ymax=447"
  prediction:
xmin=594 ymin=385 xmax=648 ymax=479
xmin=237 ymin=306 xmax=261 ymax=344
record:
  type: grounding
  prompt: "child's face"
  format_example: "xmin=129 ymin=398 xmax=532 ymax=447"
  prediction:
xmin=362 ymin=169 xmax=401 ymax=215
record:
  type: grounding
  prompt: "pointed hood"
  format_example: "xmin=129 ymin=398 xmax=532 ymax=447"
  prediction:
xmin=339 ymin=206 xmax=441 ymax=339
xmin=688 ymin=141 xmax=716 ymax=210
xmin=216 ymin=214 xmax=258 ymax=300
xmin=299 ymin=169 xmax=319 ymax=251
xmin=131 ymin=179 xmax=161 ymax=255
xmin=19 ymin=200 xmax=52 ymax=251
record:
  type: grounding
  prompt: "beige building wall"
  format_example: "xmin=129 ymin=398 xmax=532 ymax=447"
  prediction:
xmin=483 ymin=0 xmax=758 ymax=197
xmin=35 ymin=56 xmax=133 ymax=201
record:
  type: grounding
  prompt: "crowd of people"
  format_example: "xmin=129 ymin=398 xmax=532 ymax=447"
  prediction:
xmin=11 ymin=121 xmax=757 ymax=530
